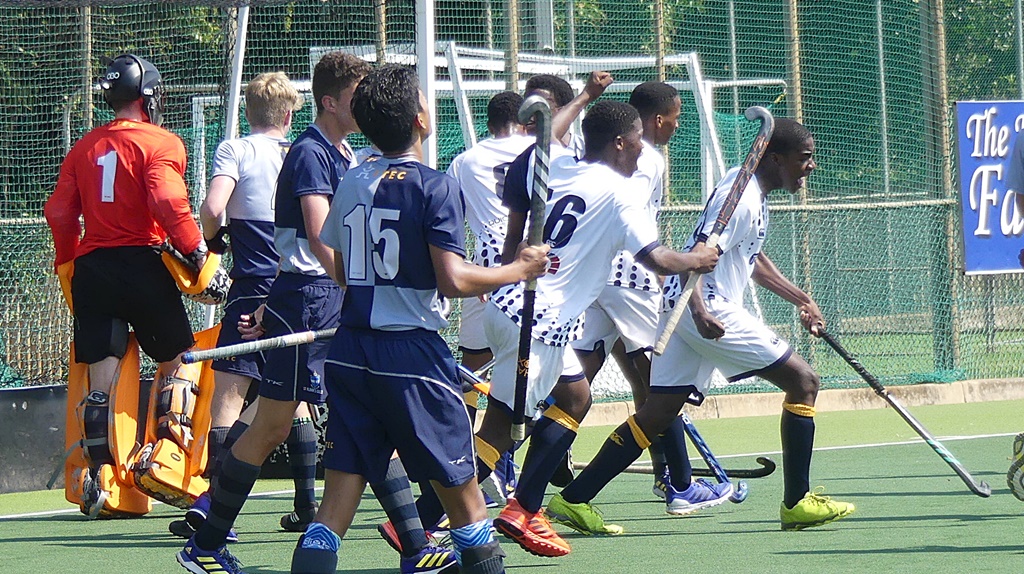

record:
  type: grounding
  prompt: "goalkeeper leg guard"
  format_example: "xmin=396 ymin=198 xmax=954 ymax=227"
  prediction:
xmin=54 ymin=340 xmax=151 ymax=518
xmin=134 ymin=363 xmax=209 ymax=508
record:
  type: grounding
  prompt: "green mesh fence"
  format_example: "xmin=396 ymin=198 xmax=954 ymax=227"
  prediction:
xmin=2 ymin=1 xmax=1023 ymax=400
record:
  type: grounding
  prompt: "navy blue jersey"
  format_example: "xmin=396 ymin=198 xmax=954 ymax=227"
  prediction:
xmin=502 ymin=144 xmax=535 ymax=214
xmin=274 ymin=125 xmax=353 ymax=276
xmin=320 ymin=155 xmax=466 ymax=331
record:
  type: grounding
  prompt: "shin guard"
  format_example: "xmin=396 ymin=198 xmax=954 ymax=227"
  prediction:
xmin=133 ymin=327 xmax=219 ymax=509
xmin=57 ymin=339 xmax=151 ymax=518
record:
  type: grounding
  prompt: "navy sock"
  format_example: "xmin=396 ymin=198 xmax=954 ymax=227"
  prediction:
xmin=369 ymin=458 xmax=427 ymax=557
xmin=660 ymin=417 xmax=692 ymax=490
xmin=195 ymin=451 xmax=260 ymax=551
xmin=286 ymin=418 xmax=318 ymax=512
xmin=561 ymin=419 xmax=644 ymax=504
xmin=203 ymin=426 xmax=230 ymax=479
xmin=781 ymin=410 xmax=815 ymax=508
xmin=516 ymin=416 xmax=576 ymax=513
xmin=207 ymin=420 xmax=248 ymax=486
xmin=648 ymin=435 xmax=668 ymax=477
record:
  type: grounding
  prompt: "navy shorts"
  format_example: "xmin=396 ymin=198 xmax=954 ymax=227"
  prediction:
xmin=211 ymin=276 xmax=273 ymax=380
xmin=72 ymin=246 xmax=194 ymax=364
xmin=322 ymin=327 xmax=477 ymax=487
xmin=258 ymin=273 xmax=341 ymax=404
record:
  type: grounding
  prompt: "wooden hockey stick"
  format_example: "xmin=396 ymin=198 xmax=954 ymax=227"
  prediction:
xmin=653 ymin=106 xmax=774 ymax=355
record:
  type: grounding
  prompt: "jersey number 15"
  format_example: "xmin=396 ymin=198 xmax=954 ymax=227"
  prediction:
xmin=343 ymin=205 xmax=400 ymax=281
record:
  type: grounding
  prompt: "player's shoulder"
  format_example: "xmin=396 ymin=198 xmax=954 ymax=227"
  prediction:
xmin=122 ymin=121 xmax=186 ymax=156
xmin=409 ymin=160 xmax=458 ymax=190
xmin=285 ymin=127 xmax=333 ymax=163
xmin=214 ymin=135 xmax=249 ymax=157
xmin=637 ymin=140 xmax=666 ymax=171
xmin=289 ymin=126 xmax=325 ymax=150
xmin=488 ymin=133 xmax=534 ymax=154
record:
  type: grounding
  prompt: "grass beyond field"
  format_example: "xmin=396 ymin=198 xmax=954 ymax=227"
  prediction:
xmin=2 ymin=399 xmax=1023 ymax=573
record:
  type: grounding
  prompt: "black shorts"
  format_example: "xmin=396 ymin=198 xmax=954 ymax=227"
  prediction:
xmin=71 ymin=246 xmax=195 ymax=364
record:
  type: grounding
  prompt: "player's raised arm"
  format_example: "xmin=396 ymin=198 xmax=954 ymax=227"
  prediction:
xmin=636 ymin=241 xmax=719 ymax=276
xmin=431 ymin=243 xmax=549 ymax=299
xmin=551 ymin=71 xmax=613 ymax=143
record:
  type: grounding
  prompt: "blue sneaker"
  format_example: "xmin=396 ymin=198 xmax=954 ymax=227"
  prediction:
xmin=182 ymin=492 xmax=239 ymax=542
xmin=665 ymin=479 xmax=734 ymax=516
xmin=653 ymin=467 xmax=670 ymax=501
xmin=399 ymin=544 xmax=458 ymax=574
xmin=176 ymin=537 xmax=245 ymax=574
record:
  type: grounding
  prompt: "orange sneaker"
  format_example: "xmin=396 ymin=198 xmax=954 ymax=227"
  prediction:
xmin=492 ymin=499 xmax=571 ymax=557
xmin=378 ymin=520 xmax=403 ymax=553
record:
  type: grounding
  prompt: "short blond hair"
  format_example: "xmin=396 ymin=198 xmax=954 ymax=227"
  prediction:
xmin=245 ymin=71 xmax=303 ymax=129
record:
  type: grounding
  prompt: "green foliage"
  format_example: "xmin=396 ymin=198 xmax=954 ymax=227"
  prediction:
xmin=946 ymin=0 xmax=1022 ymax=100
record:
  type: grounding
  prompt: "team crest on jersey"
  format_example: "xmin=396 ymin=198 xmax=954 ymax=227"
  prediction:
xmin=546 ymin=254 xmax=561 ymax=275
xmin=303 ymin=371 xmax=322 ymax=395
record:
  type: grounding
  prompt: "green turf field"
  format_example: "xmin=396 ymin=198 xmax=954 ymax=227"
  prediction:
xmin=3 ymin=399 xmax=1023 ymax=573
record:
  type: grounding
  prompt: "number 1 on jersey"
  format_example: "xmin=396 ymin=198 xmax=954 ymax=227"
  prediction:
xmin=97 ymin=150 xmax=117 ymax=203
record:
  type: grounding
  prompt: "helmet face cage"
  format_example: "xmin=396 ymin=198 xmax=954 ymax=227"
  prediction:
xmin=100 ymin=54 xmax=164 ymax=126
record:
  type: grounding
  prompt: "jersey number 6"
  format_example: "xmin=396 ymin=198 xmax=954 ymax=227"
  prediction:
xmin=543 ymin=194 xmax=586 ymax=248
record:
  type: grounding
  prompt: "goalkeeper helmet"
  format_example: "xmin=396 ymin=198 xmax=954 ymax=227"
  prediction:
xmin=100 ymin=54 xmax=165 ymax=126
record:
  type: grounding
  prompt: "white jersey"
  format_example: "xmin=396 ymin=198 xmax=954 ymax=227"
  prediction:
xmin=662 ymin=166 xmax=767 ymax=309
xmin=213 ymin=133 xmax=288 ymax=223
xmin=607 ymin=140 xmax=664 ymax=292
xmin=447 ymin=134 xmax=534 ymax=267
xmin=211 ymin=132 xmax=290 ymax=278
xmin=489 ymin=155 xmax=660 ymax=346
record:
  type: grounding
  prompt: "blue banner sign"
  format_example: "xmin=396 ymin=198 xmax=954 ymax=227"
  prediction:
xmin=956 ymin=101 xmax=1024 ymax=275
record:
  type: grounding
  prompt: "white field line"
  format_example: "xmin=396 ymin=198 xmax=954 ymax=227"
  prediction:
xmin=0 ymin=486 xmax=324 ymax=521
xmin=620 ymin=431 xmax=1020 ymax=469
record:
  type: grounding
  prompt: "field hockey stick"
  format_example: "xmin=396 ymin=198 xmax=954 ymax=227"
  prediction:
xmin=819 ymin=328 xmax=992 ymax=497
xmin=573 ymin=456 xmax=775 ymax=479
xmin=653 ymin=106 xmax=775 ymax=356
xmin=181 ymin=328 xmax=337 ymax=364
xmin=679 ymin=411 xmax=748 ymax=503
xmin=511 ymin=94 xmax=552 ymax=441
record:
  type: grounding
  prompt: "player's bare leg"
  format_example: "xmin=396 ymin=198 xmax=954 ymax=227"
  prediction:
xmin=755 ymin=354 xmax=818 ymax=507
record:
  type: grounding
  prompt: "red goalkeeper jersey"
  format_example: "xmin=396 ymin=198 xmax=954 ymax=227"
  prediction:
xmin=45 ymin=118 xmax=202 ymax=267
